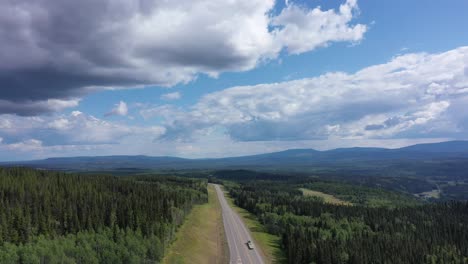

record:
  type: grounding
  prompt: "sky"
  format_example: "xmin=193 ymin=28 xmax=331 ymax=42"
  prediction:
xmin=1 ymin=0 xmax=468 ymax=161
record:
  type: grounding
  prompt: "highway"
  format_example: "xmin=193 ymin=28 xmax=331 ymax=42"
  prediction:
xmin=214 ymin=184 xmax=265 ymax=264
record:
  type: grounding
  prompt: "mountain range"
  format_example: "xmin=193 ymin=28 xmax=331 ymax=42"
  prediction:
xmin=3 ymin=140 xmax=468 ymax=172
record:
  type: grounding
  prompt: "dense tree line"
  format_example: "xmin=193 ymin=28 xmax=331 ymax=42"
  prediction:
xmin=302 ymin=181 xmax=421 ymax=207
xmin=0 ymin=167 xmax=207 ymax=263
xmin=213 ymin=170 xmax=302 ymax=182
xmin=228 ymin=181 xmax=468 ymax=264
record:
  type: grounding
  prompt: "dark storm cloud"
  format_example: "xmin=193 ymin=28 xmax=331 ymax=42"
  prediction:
xmin=0 ymin=0 xmax=272 ymax=115
xmin=0 ymin=68 xmax=148 ymax=101
xmin=0 ymin=99 xmax=75 ymax=116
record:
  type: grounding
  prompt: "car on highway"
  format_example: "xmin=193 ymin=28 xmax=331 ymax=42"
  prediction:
xmin=247 ymin=240 xmax=254 ymax=250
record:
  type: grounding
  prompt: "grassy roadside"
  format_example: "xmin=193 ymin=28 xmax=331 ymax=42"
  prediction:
xmin=221 ymin=186 xmax=286 ymax=264
xmin=162 ymin=184 xmax=228 ymax=264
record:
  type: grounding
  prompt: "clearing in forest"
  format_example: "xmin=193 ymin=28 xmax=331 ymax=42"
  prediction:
xmin=299 ymin=188 xmax=352 ymax=206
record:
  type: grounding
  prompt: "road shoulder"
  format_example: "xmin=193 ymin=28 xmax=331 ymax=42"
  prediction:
xmin=221 ymin=185 xmax=286 ymax=264
xmin=162 ymin=184 xmax=228 ymax=264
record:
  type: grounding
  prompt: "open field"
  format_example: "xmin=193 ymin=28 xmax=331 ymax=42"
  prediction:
xmin=162 ymin=184 xmax=228 ymax=264
xmin=299 ymin=188 xmax=352 ymax=206
xmin=416 ymin=189 xmax=441 ymax=199
xmin=222 ymin=186 xmax=286 ymax=264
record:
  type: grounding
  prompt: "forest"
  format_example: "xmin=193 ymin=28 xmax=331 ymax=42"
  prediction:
xmin=227 ymin=180 xmax=468 ymax=264
xmin=1 ymin=166 xmax=467 ymax=263
xmin=0 ymin=167 xmax=207 ymax=263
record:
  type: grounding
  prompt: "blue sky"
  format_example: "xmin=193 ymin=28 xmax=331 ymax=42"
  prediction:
xmin=1 ymin=0 xmax=468 ymax=160
xmin=79 ymin=0 xmax=468 ymax=121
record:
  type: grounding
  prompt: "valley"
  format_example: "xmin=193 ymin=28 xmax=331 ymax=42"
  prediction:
xmin=1 ymin=141 xmax=468 ymax=263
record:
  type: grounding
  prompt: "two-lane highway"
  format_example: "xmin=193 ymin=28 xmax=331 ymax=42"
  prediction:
xmin=213 ymin=184 xmax=265 ymax=264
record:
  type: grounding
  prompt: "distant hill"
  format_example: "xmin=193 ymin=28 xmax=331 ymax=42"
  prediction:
xmin=3 ymin=140 xmax=468 ymax=172
xmin=397 ymin=140 xmax=468 ymax=153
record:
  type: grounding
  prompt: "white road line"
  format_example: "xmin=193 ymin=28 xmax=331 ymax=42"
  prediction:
xmin=214 ymin=184 xmax=265 ymax=264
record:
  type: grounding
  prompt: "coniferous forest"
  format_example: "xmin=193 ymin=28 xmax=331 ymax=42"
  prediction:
xmin=1 ymin=166 xmax=468 ymax=263
xmin=0 ymin=167 xmax=207 ymax=263
xmin=228 ymin=181 xmax=468 ymax=264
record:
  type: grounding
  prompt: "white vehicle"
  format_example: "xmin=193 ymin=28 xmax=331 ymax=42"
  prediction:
xmin=247 ymin=240 xmax=254 ymax=250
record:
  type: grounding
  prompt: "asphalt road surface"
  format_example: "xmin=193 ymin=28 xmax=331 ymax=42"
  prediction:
xmin=214 ymin=184 xmax=265 ymax=264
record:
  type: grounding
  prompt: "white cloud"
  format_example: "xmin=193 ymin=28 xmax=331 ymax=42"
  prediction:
xmin=161 ymin=92 xmax=182 ymax=101
xmin=0 ymin=111 xmax=166 ymax=147
xmin=106 ymin=101 xmax=128 ymax=117
xmin=0 ymin=129 xmax=453 ymax=161
xmin=6 ymin=139 xmax=43 ymax=152
xmin=272 ymin=0 xmax=367 ymax=54
xmin=139 ymin=104 xmax=185 ymax=120
xmin=3 ymin=46 xmax=467 ymax=161
xmin=0 ymin=0 xmax=366 ymax=115
xmin=48 ymin=118 xmax=71 ymax=130
xmin=150 ymin=46 xmax=468 ymax=141
xmin=71 ymin=111 xmax=83 ymax=117
xmin=343 ymin=101 xmax=451 ymax=139
xmin=0 ymin=118 xmax=12 ymax=129
xmin=0 ymin=139 xmax=114 ymax=160
xmin=52 ymin=111 xmax=165 ymax=144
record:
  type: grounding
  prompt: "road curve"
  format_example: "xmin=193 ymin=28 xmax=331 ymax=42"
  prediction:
xmin=213 ymin=184 xmax=265 ymax=264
